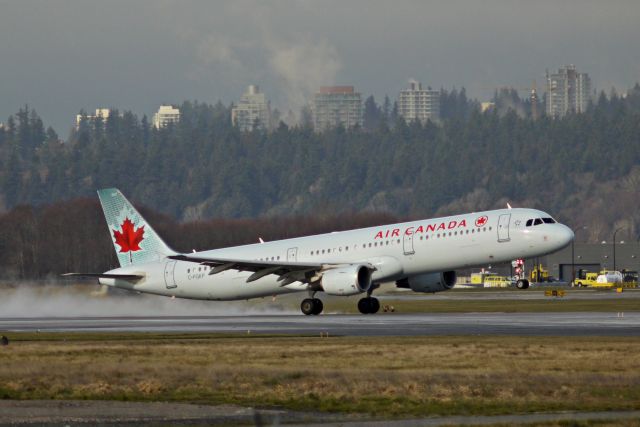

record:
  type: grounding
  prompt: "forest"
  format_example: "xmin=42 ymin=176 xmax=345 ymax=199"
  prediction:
xmin=1 ymin=85 xmax=639 ymax=278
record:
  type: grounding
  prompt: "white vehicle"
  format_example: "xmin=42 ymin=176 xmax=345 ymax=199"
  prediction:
xmin=65 ymin=189 xmax=574 ymax=315
xmin=596 ymin=271 xmax=623 ymax=284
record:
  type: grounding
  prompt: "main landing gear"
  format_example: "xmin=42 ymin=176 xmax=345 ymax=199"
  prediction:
xmin=301 ymin=298 xmax=323 ymax=315
xmin=358 ymin=297 xmax=380 ymax=314
xmin=300 ymin=292 xmax=381 ymax=315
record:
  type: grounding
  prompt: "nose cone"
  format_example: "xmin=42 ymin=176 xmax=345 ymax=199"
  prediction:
xmin=557 ymin=224 xmax=575 ymax=248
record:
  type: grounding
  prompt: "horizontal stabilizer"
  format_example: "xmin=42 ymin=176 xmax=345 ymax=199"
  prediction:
xmin=62 ymin=273 xmax=144 ymax=281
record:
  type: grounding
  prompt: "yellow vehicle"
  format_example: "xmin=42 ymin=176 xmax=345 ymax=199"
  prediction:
xmin=470 ymin=272 xmax=492 ymax=285
xmin=530 ymin=264 xmax=550 ymax=282
xmin=483 ymin=275 xmax=512 ymax=288
xmin=573 ymin=270 xmax=622 ymax=288
xmin=470 ymin=272 xmax=512 ymax=287
xmin=572 ymin=270 xmax=598 ymax=287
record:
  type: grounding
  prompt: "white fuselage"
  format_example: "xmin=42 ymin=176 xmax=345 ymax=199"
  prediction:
xmin=100 ymin=208 xmax=574 ymax=300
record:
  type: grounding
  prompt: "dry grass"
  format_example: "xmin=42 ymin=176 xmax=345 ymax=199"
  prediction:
xmin=1 ymin=334 xmax=639 ymax=416
xmin=322 ymin=294 xmax=640 ymax=314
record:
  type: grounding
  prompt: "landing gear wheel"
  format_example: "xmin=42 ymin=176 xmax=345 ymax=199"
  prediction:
xmin=516 ymin=279 xmax=530 ymax=290
xmin=301 ymin=298 xmax=323 ymax=315
xmin=358 ymin=297 xmax=380 ymax=314
xmin=311 ymin=298 xmax=323 ymax=315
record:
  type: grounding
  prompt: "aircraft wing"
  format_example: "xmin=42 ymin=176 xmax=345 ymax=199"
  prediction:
xmin=169 ymin=254 xmax=336 ymax=285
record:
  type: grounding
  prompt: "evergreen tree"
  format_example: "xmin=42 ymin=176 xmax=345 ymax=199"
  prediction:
xmin=363 ymin=95 xmax=382 ymax=131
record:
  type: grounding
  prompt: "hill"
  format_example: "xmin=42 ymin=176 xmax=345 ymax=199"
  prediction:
xmin=1 ymin=86 xmax=639 ymax=245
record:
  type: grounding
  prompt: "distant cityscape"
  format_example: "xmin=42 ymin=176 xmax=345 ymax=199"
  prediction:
xmin=73 ymin=64 xmax=597 ymax=133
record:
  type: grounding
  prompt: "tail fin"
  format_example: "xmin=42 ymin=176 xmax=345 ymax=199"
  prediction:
xmin=97 ymin=188 xmax=176 ymax=267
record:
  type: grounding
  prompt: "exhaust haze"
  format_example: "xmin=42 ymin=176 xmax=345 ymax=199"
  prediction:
xmin=0 ymin=283 xmax=295 ymax=318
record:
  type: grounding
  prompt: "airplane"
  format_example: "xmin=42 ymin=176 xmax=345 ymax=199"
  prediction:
xmin=64 ymin=188 xmax=574 ymax=315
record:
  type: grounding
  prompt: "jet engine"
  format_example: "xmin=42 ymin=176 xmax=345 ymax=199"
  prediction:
xmin=321 ymin=264 xmax=373 ymax=296
xmin=396 ymin=271 xmax=456 ymax=293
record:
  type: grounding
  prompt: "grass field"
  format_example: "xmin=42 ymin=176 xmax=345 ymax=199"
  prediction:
xmin=324 ymin=295 xmax=640 ymax=314
xmin=1 ymin=333 xmax=639 ymax=417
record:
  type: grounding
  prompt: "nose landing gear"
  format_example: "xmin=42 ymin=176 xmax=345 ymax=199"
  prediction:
xmin=357 ymin=297 xmax=380 ymax=314
xmin=300 ymin=298 xmax=323 ymax=315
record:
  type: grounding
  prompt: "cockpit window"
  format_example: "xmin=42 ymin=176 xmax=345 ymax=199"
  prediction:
xmin=534 ymin=218 xmax=543 ymax=226
xmin=526 ymin=219 xmax=533 ymax=227
xmin=542 ymin=218 xmax=556 ymax=224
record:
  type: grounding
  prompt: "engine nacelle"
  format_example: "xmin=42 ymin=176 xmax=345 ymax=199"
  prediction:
xmin=321 ymin=264 xmax=372 ymax=296
xmin=396 ymin=271 xmax=457 ymax=293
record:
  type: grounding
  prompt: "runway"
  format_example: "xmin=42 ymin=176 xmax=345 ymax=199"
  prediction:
xmin=1 ymin=312 xmax=638 ymax=336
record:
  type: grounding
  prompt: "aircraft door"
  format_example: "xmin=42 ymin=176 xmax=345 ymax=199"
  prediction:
xmin=164 ymin=260 xmax=177 ymax=289
xmin=497 ymin=214 xmax=511 ymax=242
xmin=403 ymin=231 xmax=415 ymax=255
xmin=287 ymin=247 xmax=298 ymax=262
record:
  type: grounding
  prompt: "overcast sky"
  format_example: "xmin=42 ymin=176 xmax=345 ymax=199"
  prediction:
xmin=1 ymin=0 xmax=639 ymax=135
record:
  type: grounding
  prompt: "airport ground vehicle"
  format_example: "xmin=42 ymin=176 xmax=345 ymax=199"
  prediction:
xmin=621 ymin=270 xmax=639 ymax=287
xmin=483 ymin=275 xmax=513 ymax=287
xmin=529 ymin=264 xmax=551 ymax=282
xmin=572 ymin=270 xmax=599 ymax=287
xmin=573 ymin=269 xmax=622 ymax=288
xmin=470 ymin=272 xmax=513 ymax=288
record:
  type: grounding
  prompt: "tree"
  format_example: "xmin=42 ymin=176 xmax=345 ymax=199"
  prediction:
xmin=363 ymin=95 xmax=382 ymax=131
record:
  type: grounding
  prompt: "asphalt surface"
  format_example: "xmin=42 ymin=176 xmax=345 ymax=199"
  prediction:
xmin=1 ymin=311 xmax=638 ymax=336
xmin=2 ymin=400 xmax=639 ymax=427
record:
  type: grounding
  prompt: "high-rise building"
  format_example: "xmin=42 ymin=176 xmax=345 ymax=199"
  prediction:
xmin=153 ymin=105 xmax=180 ymax=129
xmin=75 ymin=108 xmax=111 ymax=128
xmin=397 ymin=80 xmax=440 ymax=123
xmin=313 ymin=86 xmax=363 ymax=131
xmin=546 ymin=65 xmax=591 ymax=118
xmin=231 ymin=85 xmax=271 ymax=132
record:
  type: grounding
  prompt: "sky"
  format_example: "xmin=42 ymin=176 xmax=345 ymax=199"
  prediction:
xmin=1 ymin=0 xmax=639 ymax=135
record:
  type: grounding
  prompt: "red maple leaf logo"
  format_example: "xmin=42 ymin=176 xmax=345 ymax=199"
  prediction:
xmin=475 ymin=216 xmax=488 ymax=227
xmin=113 ymin=217 xmax=145 ymax=253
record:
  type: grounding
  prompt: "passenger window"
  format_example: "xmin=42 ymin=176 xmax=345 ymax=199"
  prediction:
xmin=534 ymin=218 xmax=543 ymax=226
